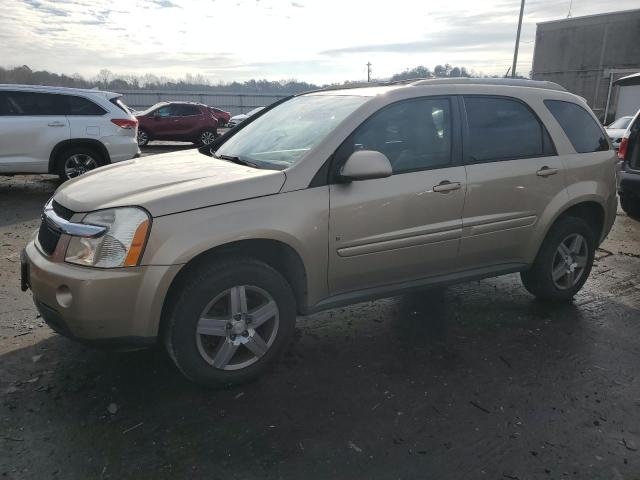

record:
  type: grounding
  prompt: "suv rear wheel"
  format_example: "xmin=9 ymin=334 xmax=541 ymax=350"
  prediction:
xmin=198 ymin=129 xmax=217 ymax=146
xmin=164 ymin=258 xmax=296 ymax=387
xmin=56 ymin=146 xmax=104 ymax=181
xmin=521 ymin=216 xmax=596 ymax=302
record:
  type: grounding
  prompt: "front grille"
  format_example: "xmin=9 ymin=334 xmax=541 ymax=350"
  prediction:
xmin=37 ymin=221 xmax=61 ymax=255
xmin=37 ymin=200 xmax=75 ymax=256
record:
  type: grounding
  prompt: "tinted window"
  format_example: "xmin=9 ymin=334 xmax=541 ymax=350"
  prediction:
xmin=343 ymin=98 xmax=452 ymax=174
xmin=0 ymin=91 xmax=65 ymax=115
xmin=464 ymin=96 xmax=555 ymax=162
xmin=172 ymin=104 xmax=200 ymax=116
xmin=65 ymin=95 xmax=106 ymax=115
xmin=544 ymin=100 xmax=609 ymax=153
xmin=156 ymin=105 xmax=172 ymax=117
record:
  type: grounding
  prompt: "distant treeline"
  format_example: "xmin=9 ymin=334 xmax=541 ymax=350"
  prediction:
xmin=1 ymin=63 xmax=482 ymax=94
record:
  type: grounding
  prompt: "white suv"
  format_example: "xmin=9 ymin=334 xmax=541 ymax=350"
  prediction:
xmin=0 ymin=85 xmax=140 ymax=180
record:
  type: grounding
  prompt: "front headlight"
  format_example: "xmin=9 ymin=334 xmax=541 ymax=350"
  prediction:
xmin=65 ymin=207 xmax=151 ymax=268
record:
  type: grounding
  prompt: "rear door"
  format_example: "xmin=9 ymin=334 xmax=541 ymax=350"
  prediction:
xmin=0 ymin=91 xmax=70 ymax=173
xmin=457 ymin=95 xmax=566 ymax=268
xmin=171 ymin=104 xmax=204 ymax=139
xmin=328 ymin=96 xmax=466 ymax=294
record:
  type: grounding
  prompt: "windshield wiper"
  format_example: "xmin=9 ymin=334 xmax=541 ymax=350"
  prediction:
xmin=213 ymin=153 xmax=260 ymax=168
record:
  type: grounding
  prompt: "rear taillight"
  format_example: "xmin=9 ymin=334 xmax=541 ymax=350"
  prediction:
xmin=618 ymin=136 xmax=628 ymax=160
xmin=111 ymin=118 xmax=138 ymax=129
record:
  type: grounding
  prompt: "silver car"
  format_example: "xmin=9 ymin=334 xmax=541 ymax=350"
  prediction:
xmin=23 ymin=78 xmax=618 ymax=387
xmin=606 ymin=115 xmax=635 ymax=149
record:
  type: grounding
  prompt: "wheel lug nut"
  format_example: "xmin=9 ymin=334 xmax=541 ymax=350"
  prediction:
xmin=242 ymin=330 xmax=248 ymax=337
xmin=226 ymin=323 xmax=232 ymax=330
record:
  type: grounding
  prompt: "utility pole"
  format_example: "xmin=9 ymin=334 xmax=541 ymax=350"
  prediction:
xmin=366 ymin=62 xmax=372 ymax=82
xmin=511 ymin=0 xmax=525 ymax=78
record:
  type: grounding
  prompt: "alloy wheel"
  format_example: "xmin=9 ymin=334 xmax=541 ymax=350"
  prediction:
xmin=137 ymin=130 xmax=148 ymax=146
xmin=551 ymin=233 xmax=589 ymax=290
xmin=200 ymin=130 xmax=216 ymax=145
xmin=64 ymin=154 xmax=98 ymax=179
xmin=195 ymin=285 xmax=280 ymax=370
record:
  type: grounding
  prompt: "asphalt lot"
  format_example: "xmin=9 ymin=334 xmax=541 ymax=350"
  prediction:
xmin=1 ymin=145 xmax=640 ymax=479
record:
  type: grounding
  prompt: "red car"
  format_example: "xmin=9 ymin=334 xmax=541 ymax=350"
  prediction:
xmin=208 ymin=106 xmax=231 ymax=127
xmin=136 ymin=102 xmax=218 ymax=147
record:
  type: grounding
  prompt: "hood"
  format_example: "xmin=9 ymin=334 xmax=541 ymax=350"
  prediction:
xmin=605 ymin=128 xmax=626 ymax=139
xmin=230 ymin=114 xmax=248 ymax=122
xmin=54 ymin=149 xmax=286 ymax=217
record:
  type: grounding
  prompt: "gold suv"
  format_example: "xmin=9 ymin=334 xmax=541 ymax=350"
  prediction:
xmin=22 ymin=79 xmax=618 ymax=386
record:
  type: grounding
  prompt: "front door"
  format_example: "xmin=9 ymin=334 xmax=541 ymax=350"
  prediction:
xmin=328 ymin=96 xmax=466 ymax=295
xmin=457 ymin=95 xmax=567 ymax=268
xmin=0 ymin=91 xmax=70 ymax=173
xmin=151 ymin=104 xmax=178 ymax=139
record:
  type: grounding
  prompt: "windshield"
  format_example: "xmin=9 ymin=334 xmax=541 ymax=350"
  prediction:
xmin=608 ymin=116 xmax=633 ymax=129
xmin=137 ymin=102 xmax=166 ymax=116
xmin=215 ymin=95 xmax=368 ymax=170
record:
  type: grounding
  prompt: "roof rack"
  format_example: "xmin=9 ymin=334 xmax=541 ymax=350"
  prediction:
xmin=409 ymin=77 xmax=567 ymax=92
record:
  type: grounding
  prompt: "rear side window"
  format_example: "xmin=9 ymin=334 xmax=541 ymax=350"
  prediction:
xmin=0 ymin=91 xmax=66 ymax=115
xmin=65 ymin=95 xmax=106 ymax=115
xmin=172 ymin=104 xmax=201 ymax=116
xmin=110 ymin=97 xmax=131 ymax=114
xmin=544 ymin=100 xmax=609 ymax=153
xmin=464 ymin=96 xmax=555 ymax=163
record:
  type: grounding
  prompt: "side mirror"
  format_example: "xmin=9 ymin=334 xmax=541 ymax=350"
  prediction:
xmin=340 ymin=150 xmax=392 ymax=181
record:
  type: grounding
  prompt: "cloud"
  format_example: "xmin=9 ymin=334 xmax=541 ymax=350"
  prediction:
xmin=147 ymin=0 xmax=181 ymax=7
xmin=320 ymin=28 xmax=517 ymax=56
xmin=21 ymin=0 xmax=69 ymax=17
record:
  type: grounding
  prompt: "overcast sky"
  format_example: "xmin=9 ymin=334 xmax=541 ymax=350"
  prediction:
xmin=1 ymin=0 xmax=638 ymax=84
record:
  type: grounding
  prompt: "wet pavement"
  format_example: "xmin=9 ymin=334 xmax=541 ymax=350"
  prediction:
xmin=1 ymin=147 xmax=640 ymax=479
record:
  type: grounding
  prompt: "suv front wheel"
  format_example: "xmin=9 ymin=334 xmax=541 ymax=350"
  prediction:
xmin=521 ymin=216 xmax=596 ymax=302
xmin=164 ymin=258 xmax=296 ymax=387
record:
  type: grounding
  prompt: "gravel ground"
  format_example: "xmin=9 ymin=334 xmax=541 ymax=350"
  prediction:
xmin=1 ymin=147 xmax=640 ymax=479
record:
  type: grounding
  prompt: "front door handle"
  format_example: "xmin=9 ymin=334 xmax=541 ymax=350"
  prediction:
xmin=47 ymin=121 xmax=66 ymax=127
xmin=536 ymin=166 xmax=559 ymax=177
xmin=433 ymin=181 xmax=462 ymax=193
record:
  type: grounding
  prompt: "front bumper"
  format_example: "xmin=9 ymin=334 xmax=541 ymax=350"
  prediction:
xmin=22 ymin=240 xmax=180 ymax=346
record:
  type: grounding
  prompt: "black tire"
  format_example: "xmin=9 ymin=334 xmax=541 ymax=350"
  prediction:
xmin=198 ymin=129 xmax=217 ymax=146
xmin=520 ymin=216 xmax=596 ymax=302
xmin=137 ymin=128 xmax=150 ymax=147
xmin=164 ymin=258 xmax=297 ymax=387
xmin=620 ymin=195 xmax=640 ymax=220
xmin=56 ymin=146 xmax=104 ymax=181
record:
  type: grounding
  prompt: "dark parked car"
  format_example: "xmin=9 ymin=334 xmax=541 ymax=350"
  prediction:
xmin=136 ymin=102 xmax=218 ymax=147
xmin=208 ymin=106 xmax=231 ymax=127
xmin=618 ymin=110 xmax=640 ymax=219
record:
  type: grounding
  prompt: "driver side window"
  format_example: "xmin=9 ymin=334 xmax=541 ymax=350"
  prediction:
xmin=342 ymin=98 xmax=452 ymax=175
xmin=156 ymin=105 xmax=172 ymax=118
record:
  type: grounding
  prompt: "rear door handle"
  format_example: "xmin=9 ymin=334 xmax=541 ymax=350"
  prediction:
xmin=536 ymin=166 xmax=558 ymax=177
xmin=433 ymin=181 xmax=462 ymax=193
xmin=47 ymin=121 xmax=66 ymax=127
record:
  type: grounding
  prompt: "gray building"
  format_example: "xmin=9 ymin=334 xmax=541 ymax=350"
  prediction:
xmin=532 ymin=9 xmax=640 ymax=123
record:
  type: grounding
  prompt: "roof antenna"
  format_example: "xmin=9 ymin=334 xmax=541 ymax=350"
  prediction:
xmin=567 ymin=0 xmax=573 ymax=18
